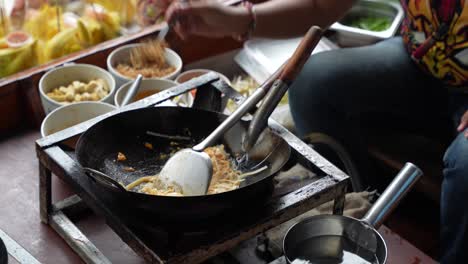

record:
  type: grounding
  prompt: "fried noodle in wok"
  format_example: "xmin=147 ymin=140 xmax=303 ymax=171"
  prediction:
xmin=126 ymin=145 xmax=241 ymax=196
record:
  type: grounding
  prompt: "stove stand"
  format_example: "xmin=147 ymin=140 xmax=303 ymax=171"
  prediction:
xmin=36 ymin=72 xmax=349 ymax=264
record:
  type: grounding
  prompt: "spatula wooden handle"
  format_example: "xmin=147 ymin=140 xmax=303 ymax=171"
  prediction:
xmin=278 ymin=26 xmax=323 ymax=83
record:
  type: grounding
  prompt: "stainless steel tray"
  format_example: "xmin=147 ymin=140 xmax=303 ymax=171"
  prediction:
xmin=234 ymin=37 xmax=338 ymax=83
xmin=330 ymin=0 xmax=404 ymax=47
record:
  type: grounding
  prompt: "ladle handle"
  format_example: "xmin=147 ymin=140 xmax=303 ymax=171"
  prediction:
xmin=83 ymin=167 xmax=127 ymax=192
xmin=121 ymin=74 xmax=143 ymax=107
xmin=361 ymin=162 xmax=423 ymax=229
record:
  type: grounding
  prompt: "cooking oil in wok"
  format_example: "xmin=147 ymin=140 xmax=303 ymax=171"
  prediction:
xmin=290 ymin=235 xmax=379 ymax=264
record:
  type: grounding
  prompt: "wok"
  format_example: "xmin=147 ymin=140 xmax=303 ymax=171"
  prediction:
xmin=76 ymin=106 xmax=290 ymax=221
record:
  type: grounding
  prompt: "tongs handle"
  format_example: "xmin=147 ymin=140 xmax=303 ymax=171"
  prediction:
xmin=278 ymin=26 xmax=323 ymax=83
xmin=243 ymin=26 xmax=323 ymax=152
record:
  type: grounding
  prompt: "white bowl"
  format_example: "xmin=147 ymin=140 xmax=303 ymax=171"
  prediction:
xmin=41 ymin=101 xmax=116 ymax=138
xmin=39 ymin=64 xmax=116 ymax=115
xmin=114 ymin=79 xmax=193 ymax=107
xmin=107 ymin=44 xmax=183 ymax=88
xmin=175 ymin=69 xmax=231 ymax=85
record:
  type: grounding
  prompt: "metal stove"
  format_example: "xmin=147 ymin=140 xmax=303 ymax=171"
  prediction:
xmin=36 ymin=72 xmax=349 ymax=263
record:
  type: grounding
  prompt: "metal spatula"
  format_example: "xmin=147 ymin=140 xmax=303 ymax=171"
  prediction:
xmin=159 ymin=26 xmax=324 ymax=196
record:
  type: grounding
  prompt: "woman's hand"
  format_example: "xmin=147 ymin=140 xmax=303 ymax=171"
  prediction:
xmin=165 ymin=0 xmax=250 ymax=39
xmin=137 ymin=0 xmax=174 ymax=26
xmin=457 ymin=110 xmax=468 ymax=138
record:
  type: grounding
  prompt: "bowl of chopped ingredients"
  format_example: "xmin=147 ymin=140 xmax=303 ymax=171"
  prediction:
xmin=39 ymin=64 xmax=116 ymax=115
xmin=41 ymin=101 xmax=116 ymax=148
xmin=114 ymin=78 xmax=193 ymax=107
xmin=107 ymin=41 xmax=183 ymax=88
xmin=330 ymin=0 xmax=404 ymax=46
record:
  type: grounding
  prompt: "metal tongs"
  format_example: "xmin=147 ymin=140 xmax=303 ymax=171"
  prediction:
xmin=159 ymin=26 xmax=324 ymax=196
xmin=242 ymin=27 xmax=323 ymax=152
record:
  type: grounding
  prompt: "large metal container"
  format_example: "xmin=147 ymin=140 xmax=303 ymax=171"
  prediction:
xmin=330 ymin=0 xmax=404 ymax=47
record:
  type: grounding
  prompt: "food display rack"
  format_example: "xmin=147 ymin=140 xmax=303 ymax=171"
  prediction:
xmin=0 ymin=23 xmax=241 ymax=137
xmin=35 ymin=72 xmax=349 ymax=264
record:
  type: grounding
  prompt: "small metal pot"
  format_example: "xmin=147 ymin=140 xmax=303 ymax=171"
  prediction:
xmin=283 ymin=162 xmax=423 ymax=264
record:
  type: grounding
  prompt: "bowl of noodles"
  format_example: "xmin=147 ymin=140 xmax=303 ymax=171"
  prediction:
xmin=107 ymin=42 xmax=183 ymax=88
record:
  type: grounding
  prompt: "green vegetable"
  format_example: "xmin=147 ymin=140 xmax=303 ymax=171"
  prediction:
xmin=347 ymin=16 xmax=392 ymax=32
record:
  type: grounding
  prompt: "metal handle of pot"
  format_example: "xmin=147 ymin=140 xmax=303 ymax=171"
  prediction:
xmin=361 ymin=162 xmax=423 ymax=228
xmin=243 ymin=26 xmax=323 ymax=152
xmin=83 ymin=167 xmax=127 ymax=192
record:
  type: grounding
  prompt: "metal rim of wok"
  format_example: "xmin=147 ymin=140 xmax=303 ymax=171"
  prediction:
xmin=75 ymin=106 xmax=291 ymax=220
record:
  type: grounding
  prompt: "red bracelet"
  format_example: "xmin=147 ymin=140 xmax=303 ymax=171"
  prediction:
xmin=233 ymin=1 xmax=256 ymax=42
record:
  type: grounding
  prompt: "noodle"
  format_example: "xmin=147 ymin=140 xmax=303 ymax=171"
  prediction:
xmin=125 ymin=145 xmax=242 ymax=196
xmin=204 ymin=145 xmax=241 ymax=194
xmin=116 ymin=40 xmax=176 ymax=78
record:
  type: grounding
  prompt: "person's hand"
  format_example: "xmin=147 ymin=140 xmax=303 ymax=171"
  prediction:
xmin=165 ymin=0 xmax=250 ymax=39
xmin=137 ymin=0 xmax=174 ymax=26
xmin=457 ymin=110 xmax=468 ymax=138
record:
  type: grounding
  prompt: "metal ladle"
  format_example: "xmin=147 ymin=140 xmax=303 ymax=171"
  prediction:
xmin=159 ymin=26 xmax=324 ymax=196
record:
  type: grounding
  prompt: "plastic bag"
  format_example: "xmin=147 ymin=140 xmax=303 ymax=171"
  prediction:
xmin=0 ymin=40 xmax=36 ymax=78
xmin=91 ymin=0 xmax=136 ymax=25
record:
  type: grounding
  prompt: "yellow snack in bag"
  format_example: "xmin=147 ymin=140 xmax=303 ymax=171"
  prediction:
xmin=91 ymin=0 xmax=136 ymax=25
xmin=44 ymin=27 xmax=83 ymax=61
xmin=0 ymin=40 xmax=36 ymax=78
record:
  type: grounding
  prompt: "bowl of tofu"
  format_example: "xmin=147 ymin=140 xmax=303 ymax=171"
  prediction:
xmin=39 ymin=63 xmax=116 ymax=114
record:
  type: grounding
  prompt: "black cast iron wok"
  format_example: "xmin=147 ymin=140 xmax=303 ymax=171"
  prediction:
xmin=75 ymin=106 xmax=290 ymax=221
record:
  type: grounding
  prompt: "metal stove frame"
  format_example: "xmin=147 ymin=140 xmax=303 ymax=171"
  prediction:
xmin=36 ymin=72 xmax=349 ymax=264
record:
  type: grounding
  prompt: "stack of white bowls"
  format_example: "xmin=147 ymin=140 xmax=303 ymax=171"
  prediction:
xmin=39 ymin=43 xmax=234 ymax=141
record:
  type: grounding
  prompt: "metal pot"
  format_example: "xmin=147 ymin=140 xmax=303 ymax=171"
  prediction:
xmin=283 ymin=162 xmax=423 ymax=264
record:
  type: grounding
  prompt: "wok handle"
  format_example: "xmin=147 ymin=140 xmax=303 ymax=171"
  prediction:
xmin=361 ymin=162 xmax=423 ymax=229
xmin=243 ymin=26 xmax=323 ymax=152
xmin=83 ymin=167 xmax=127 ymax=192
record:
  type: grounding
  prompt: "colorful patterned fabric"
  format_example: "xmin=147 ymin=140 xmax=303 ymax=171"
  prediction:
xmin=401 ymin=0 xmax=468 ymax=88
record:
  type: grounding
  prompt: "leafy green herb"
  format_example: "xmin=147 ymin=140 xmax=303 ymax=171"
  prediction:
xmin=347 ymin=16 xmax=392 ymax=32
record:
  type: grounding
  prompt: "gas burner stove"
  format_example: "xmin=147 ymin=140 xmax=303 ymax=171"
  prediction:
xmin=36 ymin=72 xmax=349 ymax=263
